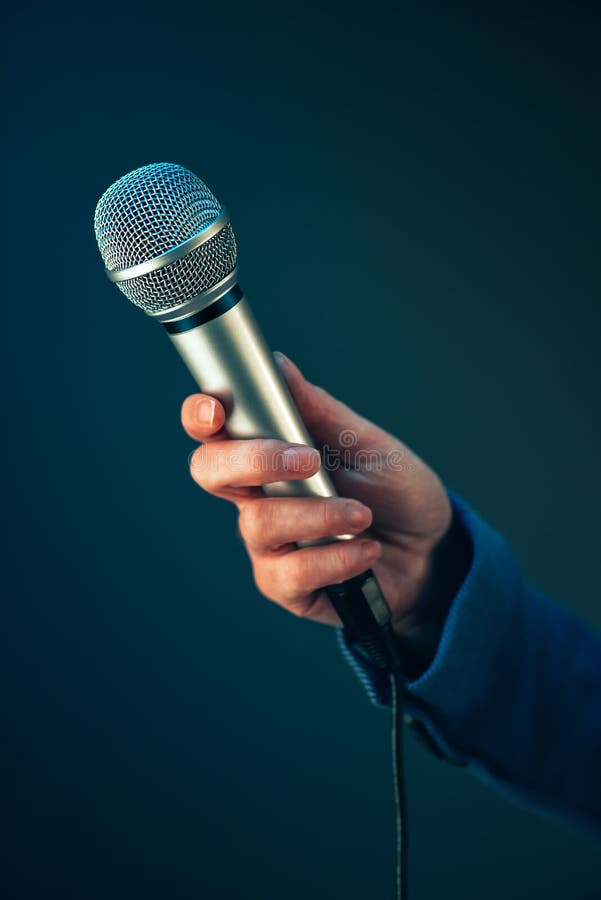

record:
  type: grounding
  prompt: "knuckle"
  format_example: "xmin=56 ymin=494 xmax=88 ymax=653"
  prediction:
xmin=240 ymin=501 xmax=281 ymax=546
xmin=252 ymin=563 xmax=272 ymax=601
xmin=327 ymin=542 xmax=355 ymax=583
xmin=189 ymin=445 xmax=210 ymax=485
xmin=288 ymin=601 xmax=313 ymax=620
xmin=238 ymin=502 xmax=262 ymax=543
xmin=319 ymin=500 xmax=338 ymax=533
xmin=286 ymin=552 xmax=315 ymax=595
xmin=253 ymin=558 xmax=285 ymax=605
xmin=253 ymin=557 xmax=309 ymax=614
xmin=247 ymin=439 xmax=277 ymax=476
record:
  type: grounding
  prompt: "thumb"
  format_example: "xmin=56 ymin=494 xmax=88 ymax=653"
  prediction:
xmin=274 ymin=352 xmax=391 ymax=454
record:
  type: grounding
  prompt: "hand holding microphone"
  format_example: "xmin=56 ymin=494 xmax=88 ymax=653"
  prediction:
xmin=95 ymin=162 xmax=407 ymax=671
xmin=182 ymin=350 xmax=464 ymax=676
xmin=94 ymin=161 xmax=467 ymax=675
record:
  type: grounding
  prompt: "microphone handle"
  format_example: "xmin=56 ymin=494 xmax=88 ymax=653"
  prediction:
xmin=166 ymin=285 xmax=401 ymax=671
xmin=167 ymin=290 xmax=336 ymax=501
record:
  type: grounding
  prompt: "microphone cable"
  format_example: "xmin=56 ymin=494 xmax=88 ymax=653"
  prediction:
xmin=343 ymin=630 xmax=408 ymax=899
xmin=390 ymin=670 xmax=408 ymax=900
xmin=327 ymin=573 xmax=408 ymax=900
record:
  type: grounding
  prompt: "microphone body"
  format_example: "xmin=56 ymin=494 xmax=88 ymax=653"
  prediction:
xmin=164 ymin=284 xmax=336 ymax=501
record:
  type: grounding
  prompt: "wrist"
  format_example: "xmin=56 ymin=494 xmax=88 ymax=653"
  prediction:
xmin=392 ymin=503 xmax=473 ymax=679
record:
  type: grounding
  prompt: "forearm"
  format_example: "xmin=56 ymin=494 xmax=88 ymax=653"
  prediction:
xmin=342 ymin=494 xmax=601 ymax=831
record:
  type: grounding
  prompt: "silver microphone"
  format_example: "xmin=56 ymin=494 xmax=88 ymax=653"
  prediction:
xmin=94 ymin=162 xmax=334 ymax=501
xmin=94 ymin=162 xmax=402 ymax=670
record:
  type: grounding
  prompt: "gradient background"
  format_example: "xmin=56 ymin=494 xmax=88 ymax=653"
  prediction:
xmin=2 ymin=3 xmax=600 ymax=898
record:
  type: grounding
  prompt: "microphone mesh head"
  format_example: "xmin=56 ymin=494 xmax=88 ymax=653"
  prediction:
xmin=94 ymin=163 xmax=237 ymax=313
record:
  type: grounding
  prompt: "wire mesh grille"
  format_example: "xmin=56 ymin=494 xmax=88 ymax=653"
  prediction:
xmin=116 ymin=224 xmax=237 ymax=311
xmin=94 ymin=163 xmax=238 ymax=312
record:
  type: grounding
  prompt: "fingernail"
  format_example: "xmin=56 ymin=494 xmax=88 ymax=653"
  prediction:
xmin=196 ymin=398 xmax=215 ymax=426
xmin=273 ymin=351 xmax=289 ymax=367
xmin=359 ymin=539 xmax=381 ymax=561
xmin=345 ymin=501 xmax=371 ymax=526
xmin=282 ymin=445 xmax=320 ymax=472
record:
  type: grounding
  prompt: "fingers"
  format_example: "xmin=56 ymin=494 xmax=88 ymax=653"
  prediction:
xmin=181 ymin=394 xmax=227 ymax=442
xmin=189 ymin=439 xmax=321 ymax=495
xmin=238 ymin=496 xmax=372 ymax=552
xmin=252 ymin=536 xmax=382 ymax=618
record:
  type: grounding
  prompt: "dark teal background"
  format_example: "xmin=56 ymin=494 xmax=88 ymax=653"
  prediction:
xmin=3 ymin=3 xmax=600 ymax=898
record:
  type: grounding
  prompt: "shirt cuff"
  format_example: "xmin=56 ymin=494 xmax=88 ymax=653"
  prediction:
xmin=339 ymin=491 xmax=523 ymax=766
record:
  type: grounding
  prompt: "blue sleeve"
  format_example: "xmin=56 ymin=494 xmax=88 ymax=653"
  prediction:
xmin=340 ymin=494 xmax=601 ymax=833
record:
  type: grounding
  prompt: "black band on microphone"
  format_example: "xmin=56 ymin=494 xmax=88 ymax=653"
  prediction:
xmin=162 ymin=284 xmax=243 ymax=334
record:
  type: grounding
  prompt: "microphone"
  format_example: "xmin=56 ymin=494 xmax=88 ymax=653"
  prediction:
xmin=93 ymin=162 xmax=402 ymax=672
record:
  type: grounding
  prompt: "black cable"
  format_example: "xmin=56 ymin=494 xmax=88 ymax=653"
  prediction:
xmin=326 ymin=572 xmax=409 ymax=899
xmin=391 ymin=671 xmax=408 ymax=900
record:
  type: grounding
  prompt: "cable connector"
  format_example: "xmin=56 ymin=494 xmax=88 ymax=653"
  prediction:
xmin=325 ymin=568 xmax=404 ymax=674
